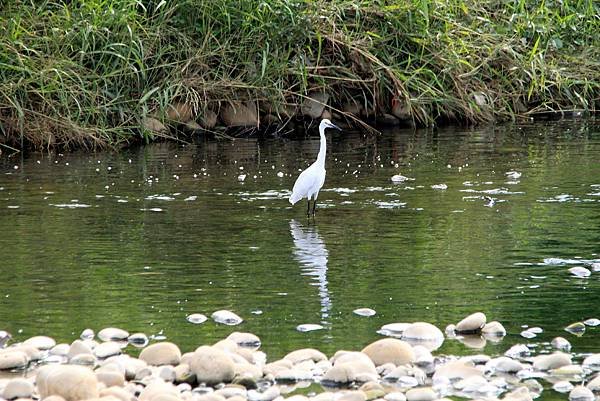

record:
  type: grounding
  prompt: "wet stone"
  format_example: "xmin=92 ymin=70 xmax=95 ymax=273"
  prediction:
xmin=482 ymin=321 xmax=507 ymax=336
xmin=552 ymin=364 xmax=585 ymax=376
xmin=379 ymin=323 xmax=411 ymax=337
xmin=69 ymin=352 xmax=96 ymax=366
xmin=139 ymin=342 xmax=181 ymax=366
xmin=187 ymin=314 xmax=208 ymax=324
xmin=569 ymin=385 xmax=594 ymax=401
xmin=362 ymin=338 xmax=415 ymax=366
xmin=37 ymin=364 xmax=99 ymax=401
xmin=569 ymin=267 xmax=591 ymax=278
xmin=456 ymin=312 xmax=487 ymax=334
xmin=296 ymin=324 xmax=323 ymax=332
xmin=384 ymin=392 xmax=407 ymax=401
xmin=50 ymin=343 xmax=70 ymax=356
xmin=2 ymin=378 xmax=34 ymax=399
xmin=554 ymin=381 xmax=575 ymax=393
xmin=586 ymin=375 xmax=600 ymax=392
xmin=488 ymin=356 xmax=523 ymax=373
xmin=226 ymin=332 xmax=261 ymax=348
xmin=520 ymin=330 xmax=536 ymax=339
xmin=353 ymin=308 xmax=376 ymax=317
xmin=401 ymin=322 xmax=444 ymax=345
xmin=211 ymin=310 xmax=243 ymax=326
xmin=247 ymin=386 xmax=280 ymax=401
xmin=284 ymin=348 xmax=327 ymax=363
xmin=80 ymin=329 xmax=94 ymax=340
xmin=504 ymin=344 xmax=531 ymax=358
xmin=584 ymin=318 xmax=600 ymax=326
xmin=95 ymin=370 xmax=126 ymax=387
xmin=94 ymin=341 xmax=123 ymax=358
xmin=565 ymin=322 xmax=586 ymax=335
xmin=533 ymin=352 xmax=571 ymax=370
xmin=405 ymin=387 xmax=437 ymax=401
xmin=0 ymin=351 xmax=29 ymax=370
xmin=335 ymin=390 xmax=366 ymax=401
xmin=128 ymin=332 xmax=149 ymax=347
xmin=98 ymin=328 xmax=129 ymax=342
xmin=23 ymin=335 xmax=56 ymax=350
xmin=190 ymin=346 xmax=235 ymax=385
xmin=582 ymin=354 xmax=600 ymax=370
xmin=551 ymin=337 xmax=572 ymax=351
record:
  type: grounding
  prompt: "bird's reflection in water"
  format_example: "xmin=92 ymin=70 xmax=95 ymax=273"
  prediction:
xmin=289 ymin=219 xmax=331 ymax=323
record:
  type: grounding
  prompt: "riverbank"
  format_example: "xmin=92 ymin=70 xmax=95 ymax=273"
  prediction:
xmin=1 ymin=0 xmax=599 ymax=150
xmin=1 ymin=313 xmax=599 ymax=401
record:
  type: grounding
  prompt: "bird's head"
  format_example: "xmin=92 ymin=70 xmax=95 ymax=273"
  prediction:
xmin=320 ymin=118 xmax=341 ymax=131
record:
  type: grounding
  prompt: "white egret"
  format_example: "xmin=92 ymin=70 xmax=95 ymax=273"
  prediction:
xmin=289 ymin=118 xmax=341 ymax=215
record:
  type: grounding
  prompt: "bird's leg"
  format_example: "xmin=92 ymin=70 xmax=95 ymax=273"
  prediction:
xmin=312 ymin=200 xmax=317 ymax=216
xmin=306 ymin=200 xmax=311 ymax=217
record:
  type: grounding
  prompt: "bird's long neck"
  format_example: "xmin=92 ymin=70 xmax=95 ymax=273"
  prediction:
xmin=316 ymin=129 xmax=326 ymax=167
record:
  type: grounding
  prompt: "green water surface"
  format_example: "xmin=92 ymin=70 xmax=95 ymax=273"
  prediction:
xmin=1 ymin=119 xmax=599 ymax=367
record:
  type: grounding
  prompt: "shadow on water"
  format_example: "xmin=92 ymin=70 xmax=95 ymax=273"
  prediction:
xmin=289 ymin=219 xmax=331 ymax=324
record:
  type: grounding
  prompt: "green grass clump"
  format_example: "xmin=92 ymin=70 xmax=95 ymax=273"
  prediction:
xmin=0 ymin=0 xmax=598 ymax=149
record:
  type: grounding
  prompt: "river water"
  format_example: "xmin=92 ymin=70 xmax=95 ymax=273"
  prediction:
xmin=1 ymin=119 xmax=599 ymax=370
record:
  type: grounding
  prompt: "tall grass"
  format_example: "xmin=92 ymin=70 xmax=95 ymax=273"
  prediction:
xmin=0 ymin=0 xmax=598 ymax=149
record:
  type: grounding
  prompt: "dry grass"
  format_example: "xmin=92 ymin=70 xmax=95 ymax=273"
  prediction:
xmin=1 ymin=0 xmax=598 ymax=150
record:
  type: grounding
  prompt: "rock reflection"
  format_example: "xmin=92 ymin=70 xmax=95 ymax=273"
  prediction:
xmin=289 ymin=220 xmax=331 ymax=323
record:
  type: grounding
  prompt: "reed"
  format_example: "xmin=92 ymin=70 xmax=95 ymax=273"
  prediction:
xmin=0 ymin=0 xmax=598 ymax=149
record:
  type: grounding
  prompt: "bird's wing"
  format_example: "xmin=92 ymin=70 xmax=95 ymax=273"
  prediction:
xmin=290 ymin=165 xmax=320 ymax=203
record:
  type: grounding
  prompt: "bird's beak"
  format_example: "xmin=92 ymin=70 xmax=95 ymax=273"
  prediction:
xmin=330 ymin=122 xmax=341 ymax=131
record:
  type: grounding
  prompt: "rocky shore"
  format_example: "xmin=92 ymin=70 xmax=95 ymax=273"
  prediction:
xmin=1 ymin=312 xmax=599 ymax=401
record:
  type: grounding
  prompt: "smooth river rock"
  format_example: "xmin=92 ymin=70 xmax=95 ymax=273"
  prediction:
xmin=379 ymin=323 xmax=411 ymax=336
xmin=353 ymin=308 xmax=377 ymax=317
xmin=284 ymin=348 xmax=327 ymax=364
xmin=533 ymin=352 xmax=571 ymax=370
xmin=98 ymin=328 xmax=129 ymax=342
xmin=226 ymin=332 xmax=261 ymax=348
xmin=212 ymin=310 xmax=244 ymax=326
xmin=95 ymin=370 xmax=126 ymax=388
xmin=190 ymin=346 xmax=235 ymax=385
xmin=488 ymin=356 xmax=524 ymax=373
xmin=139 ymin=342 xmax=181 ymax=366
xmin=482 ymin=321 xmax=507 ymax=336
xmin=187 ymin=313 xmax=208 ymax=324
xmin=94 ymin=341 xmax=123 ymax=358
xmin=582 ymin=354 xmax=600 ymax=370
xmin=565 ymin=322 xmax=586 ymax=335
xmin=361 ymin=338 xmax=415 ymax=366
xmin=128 ymin=333 xmax=149 ymax=347
xmin=405 ymin=387 xmax=437 ymax=401
xmin=50 ymin=343 xmax=70 ymax=356
xmin=585 ymin=374 xmax=600 ymax=391
xmin=569 ymin=266 xmax=591 ymax=277
xmin=37 ymin=364 xmax=99 ymax=401
xmin=2 ymin=378 xmax=34 ymax=399
xmin=0 ymin=350 xmax=29 ymax=370
xmin=569 ymin=385 xmax=594 ymax=401
xmin=68 ymin=339 xmax=93 ymax=359
xmin=138 ymin=380 xmax=179 ymax=401
xmin=80 ymin=329 xmax=94 ymax=340
xmin=401 ymin=322 xmax=444 ymax=350
xmin=296 ymin=324 xmax=324 ymax=332
xmin=551 ymin=337 xmax=572 ymax=351
xmin=456 ymin=312 xmax=487 ymax=334
xmin=23 ymin=335 xmax=56 ymax=350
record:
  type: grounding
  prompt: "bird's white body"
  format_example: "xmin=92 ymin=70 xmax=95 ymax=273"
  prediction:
xmin=289 ymin=119 xmax=340 ymax=214
xmin=289 ymin=162 xmax=326 ymax=205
